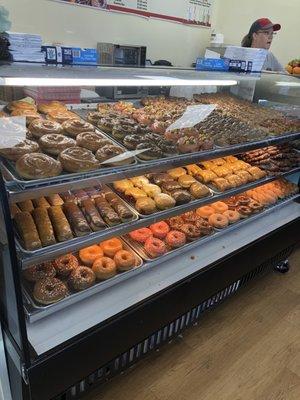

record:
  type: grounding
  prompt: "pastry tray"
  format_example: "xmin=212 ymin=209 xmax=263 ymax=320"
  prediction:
xmin=14 ymin=185 xmax=139 ymax=255
xmin=111 ymin=185 xmax=215 ymax=218
xmin=22 ymin=240 xmax=144 ymax=323
xmin=123 ymin=192 xmax=299 ymax=263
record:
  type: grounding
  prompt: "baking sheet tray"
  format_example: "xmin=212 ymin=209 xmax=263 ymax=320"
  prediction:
xmin=22 ymin=240 xmax=144 ymax=323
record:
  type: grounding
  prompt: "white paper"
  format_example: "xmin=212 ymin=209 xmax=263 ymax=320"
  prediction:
xmin=0 ymin=117 xmax=27 ymax=149
xmin=166 ymin=104 xmax=216 ymax=131
xmin=205 ymin=49 xmax=220 ymax=59
xmin=224 ymin=46 xmax=268 ymax=72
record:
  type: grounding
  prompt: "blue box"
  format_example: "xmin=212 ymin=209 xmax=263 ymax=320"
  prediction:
xmin=42 ymin=46 xmax=73 ymax=64
xmin=195 ymin=58 xmax=230 ymax=72
xmin=72 ymin=48 xmax=98 ymax=65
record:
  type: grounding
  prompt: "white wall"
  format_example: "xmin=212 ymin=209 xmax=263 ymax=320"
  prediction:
xmin=1 ymin=0 xmax=216 ymax=67
xmin=214 ymin=0 xmax=300 ymax=66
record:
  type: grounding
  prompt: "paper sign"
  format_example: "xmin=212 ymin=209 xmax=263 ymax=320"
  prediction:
xmin=166 ymin=104 xmax=216 ymax=131
xmin=0 ymin=116 xmax=27 ymax=149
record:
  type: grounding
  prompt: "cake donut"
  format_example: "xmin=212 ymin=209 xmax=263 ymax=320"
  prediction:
xmin=23 ymin=262 xmax=56 ymax=282
xmin=54 ymin=254 xmax=79 ymax=277
xmin=223 ymin=210 xmax=240 ymax=224
xmin=16 ymin=153 xmax=62 ymax=180
xmin=33 ymin=277 xmax=68 ymax=305
xmin=92 ymin=257 xmax=117 ymax=280
xmin=211 ymin=201 xmax=228 ymax=214
xmin=114 ymin=250 xmax=135 ymax=272
xmin=100 ymin=238 xmax=123 ymax=257
xmin=196 ymin=205 xmax=215 ymax=219
xmin=79 ymin=245 xmax=103 ymax=267
xmin=68 ymin=266 xmax=96 ymax=291
xmin=39 ymin=134 xmax=76 ymax=156
xmin=144 ymin=237 xmax=167 ymax=258
xmin=129 ymin=228 xmax=153 ymax=243
xmin=208 ymin=213 xmax=229 ymax=229
xmin=149 ymin=221 xmax=170 ymax=239
xmin=58 ymin=147 xmax=100 ymax=172
xmin=165 ymin=230 xmax=186 ymax=248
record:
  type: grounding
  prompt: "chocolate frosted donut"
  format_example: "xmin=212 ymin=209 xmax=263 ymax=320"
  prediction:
xmin=29 ymin=119 xmax=63 ymax=138
xmin=62 ymin=119 xmax=95 ymax=137
xmin=76 ymin=131 xmax=108 ymax=152
xmin=0 ymin=139 xmax=40 ymax=161
xmin=33 ymin=277 xmax=68 ymax=305
xmin=58 ymin=147 xmax=100 ymax=172
xmin=68 ymin=266 xmax=96 ymax=291
xmin=23 ymin=262 xmax=56 ymax=282
xmin=16 ymin=153 xmax=62 ymax=180
xmin=39 ymin=134 xmax=76 ymax=156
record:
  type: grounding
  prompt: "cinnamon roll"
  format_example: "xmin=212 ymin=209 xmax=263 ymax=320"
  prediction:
xmin=96 ymin=144 xmax=128 ymax=166
xmin=38 ymin=101 xmax=67 ymax=114
xmin=58 ymin=147 xmax=100 ymax=172
xmin=62 ymin=119 xmax=94 ymax=137
xmin=29 ymin=119 xmax=63 ymax=138
xmin=39 ymin=134 xmax=76 ymax=156
xmin=0 ymin=139 xmax=40 ymax=161
xmin=76 ymin=131 xmax=109 ymax=152
xmin=16 ymin=153 xmax=62 ymax=180
xmin=47 ymin=110 xmax=80 ymax=123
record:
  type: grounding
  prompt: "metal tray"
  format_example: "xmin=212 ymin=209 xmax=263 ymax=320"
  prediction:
xmin=22 ymin=240 xmax=144 ymax=323
xmin=111 ymin=184 xmax=215 ymax=219
xmin=14 ymin=185 xmax=139 ymax=256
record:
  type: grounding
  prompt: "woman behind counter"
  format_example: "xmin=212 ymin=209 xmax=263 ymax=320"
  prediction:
xmin=242 ymin=18 xmax=284 ymax=72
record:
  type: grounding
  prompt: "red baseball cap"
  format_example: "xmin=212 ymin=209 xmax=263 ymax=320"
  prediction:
xmin=249 ymin=18 xmax=281 ymax=34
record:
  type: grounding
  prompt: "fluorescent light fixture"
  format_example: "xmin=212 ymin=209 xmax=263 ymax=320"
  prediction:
xmin=275 ymin=81 xmax=300 ymax=88
xmin=0 ymin=77 xmax=238 ymax=87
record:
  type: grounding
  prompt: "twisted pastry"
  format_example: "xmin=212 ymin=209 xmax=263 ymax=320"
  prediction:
xmin=62 ymin=119 xmax=94 ymax=137
xmin=0 ymin=139 xmax=40 ymax=161
xmin=29 ymin=119 xmax=63 ymax=138
xmin=39 ymin=134 xmax=76 ymax=156
xmin=58 ymin=146 xmax=100 ymax=172
xmin=16 ymin=153 xmax=62 ymax=180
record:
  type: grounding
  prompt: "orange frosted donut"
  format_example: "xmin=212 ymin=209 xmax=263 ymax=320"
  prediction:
xmin=223 ymin=210 xmax=240 ymax=224
xmin=165 ymin=230 xmax=186 ymax=248
xmin=211 ymin=201 xmax=228 ymax=214
xmin=144 ymin=237 xmax=167 ymax=258
xmin=129 ymin=228 xmax=153 ymax=243
xmin=92 ymin=257 xmax=117 ymax=280
xmin=149 ymin=221 xmax=170 ymax=239
xmin=114 ymin=250 xmax=135 ymax=272
xmin=100 ymin=238 xmax=123 ymax=257
xmin=208 ymin=213 xmax=229 ymax=229
xmin=196 ymin=205 xmax=215 ymax=219
xmin=79 ymin=245 xmax=103 ymax=266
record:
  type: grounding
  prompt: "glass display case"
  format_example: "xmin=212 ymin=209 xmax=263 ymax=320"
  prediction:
xmin=0 ymin=63 xmax=299 ymax=400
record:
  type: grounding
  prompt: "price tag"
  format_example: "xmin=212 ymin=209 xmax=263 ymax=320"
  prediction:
xmin=166 ymin=104 xmax=216 ymax=131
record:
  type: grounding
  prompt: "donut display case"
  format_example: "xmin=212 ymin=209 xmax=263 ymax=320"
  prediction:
xmin=0 ymin=63 xmax=299 ymax=400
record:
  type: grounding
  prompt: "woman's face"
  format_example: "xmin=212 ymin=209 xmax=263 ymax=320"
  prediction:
xmin=252 ymin=28 xmax=274 ymax=50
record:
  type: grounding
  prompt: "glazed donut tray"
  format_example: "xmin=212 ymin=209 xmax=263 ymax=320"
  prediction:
xmin=123 ymin=192 xmax=300 ymax=263
xmin=22 ymin=239 xmax=144 ymax=323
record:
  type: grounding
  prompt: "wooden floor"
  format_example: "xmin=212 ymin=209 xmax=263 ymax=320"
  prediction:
xmin=86 ymin=249 xmax=300 ymax=400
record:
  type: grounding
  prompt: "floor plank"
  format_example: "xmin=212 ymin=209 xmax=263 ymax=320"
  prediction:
xmin=86 ymin=248 xmax=300 ymax=400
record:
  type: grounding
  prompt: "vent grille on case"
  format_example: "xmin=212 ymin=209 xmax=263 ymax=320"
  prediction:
xmin=53 ymin=246 xmax=294 ymax=400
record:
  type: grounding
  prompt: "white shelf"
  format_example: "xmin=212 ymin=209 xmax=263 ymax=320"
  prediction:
xmin=26 ymin=201 xmax=300 ymax=356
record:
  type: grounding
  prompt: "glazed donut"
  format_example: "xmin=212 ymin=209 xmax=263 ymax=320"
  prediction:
xmin=23 ymin=262 xmax=56 ymax=282
xmin=211 ymin=201 xmax=228 ymax=214
xmin=68 ymin=266 xmax=96 ymax=291
xmin=165 ymin=230 xmax=186 ymax=248
xmin=33 ymin=277 xmax=68 ymax=305
xmin=196 ymin=205 xmax=215 ymax=219
xmin=208 ymin=213 xmax=229 ymax=229
xmin=47 ymin=110 xmax=80 ymax=124
xmin=100 ymin=238 xmax=123 ymax=257
xmin=223 ymin=210 xmax=240 ymax=224
xmin=54 ymin=254 xmax=79 ymax=277
xmin=58 ymin=147 xmax=100 ymax=173
xmin=76 ymin=131 xmax=108 ymax=153
xmin=0 ymin=139 xmax=40 ymax=161
xmin=237 ymin=205 xmax=252 ymax=218
xmin=79 ymin=245 xmax=103 ymax=267
xmin=179 ymin=223 xmax=201 ymax=241
xmin=29 ymin=119 xmax=63 ymax=138
xmin=92 ymin=257 xmax=117 ymax=280
xmin=114 ymin=250 xmax=135 ymax=272
xmin=144 ymin=237 xmax=167 ymax=258
xmin=129 ymin=228 xmax=153 ymax=244
xmin=149 ymin=222 xmax=170 ymax=239
xmin=16 ymin=153 xmax=62 ymax=180
xmin=39 ymin=134 xmax=76 ymax=156
xmin=62 ymin=119 xmax=94 ymax=137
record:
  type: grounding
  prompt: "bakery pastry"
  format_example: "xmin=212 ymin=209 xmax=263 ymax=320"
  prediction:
xmin=81 ymin=198 xmax=106 ymax=231
xmin=154 ymin=193 xmax=176 ymax=210
xmin=32 ymin=207 xmax=56 ymax=247
xmin=38 ymin=101 xmax=67 ymax=114
xmin=32 ymin=197 xmax=51 ymax=208
xmin=16 ymin=153 xmax=62 ymax=180
xmin=76 ymin=131 xmax=108 ymax=152
xmin=8 ymin=100 xmax=37 ymax=112
xmin=125 ymin=187 xmax=147 ymax=201
xmin=47 ymin=110 xmax=80 ymax=124
xmin=39 ymin=134 xmax=76 ymax=156
xmin=58 ymin=147 xmax=100 ymax=173
xmin=17 ymin=200 xmax=34 ymax=212
xmin=10 ymin=109 xmax=40 ymax=125
xmin=29 ymin=119 xmax=63 ymax=138
xmin=178 ymin=174 xmax=197 ymax=189
xmin=94 ymin=197 xmax=121 ymax=225
xmin=72 ymin=189 xmax=89 ymax=204
xmin=167 ymin=167 xmax=187 ymax=179
xmin=170 ymin=189 xmax=192 ymax=205
xmin=63 ymin=202 xmax=91 ymax=237
xmin=62 ymin=119 xmax=94 ymax=137
xmin=150 ymin=173 xmax=173 ymax=186
xmin=210 ymin=177 xmax=230 ymax=192
xmin=48 ymin=206 xmax=73 ymax=242
xmin=96 ymin=144 xmax=126 ymax=165
xmin=142 ymin=183 xmax=162 ymax=198
xmin=14 ymin=211 xmax=42 ymax=250
xmin=135 ymin=197 xmax=157 ymax=215
xmin=104 ymin=192 xmax=134 ymax=221
xmin=113 ymin=179 xmax=134 ymax=193
xmin=0 ymin=139 xmax=40 ymax=161
xmin=129 ymin=176 xmax=149 ymax=188
xmin=46 ymin=194 xmax=64 ymax=206
xmin=189 ymin=182 xmax=210 ymax=198
xmin=10 ymin=204 xmax=21 ymax=218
